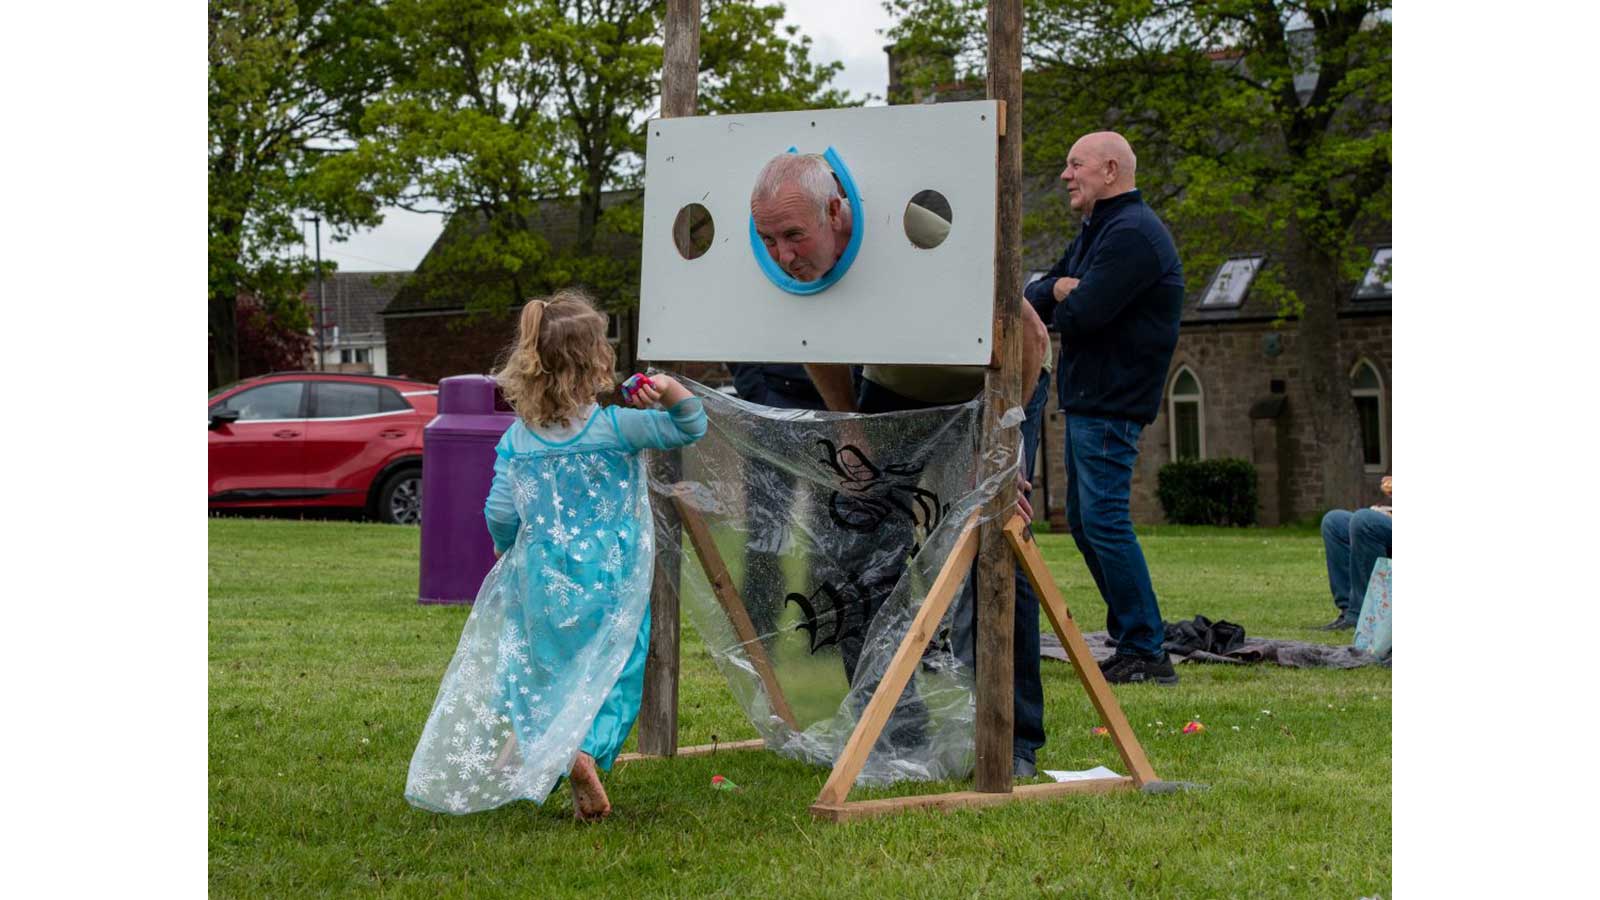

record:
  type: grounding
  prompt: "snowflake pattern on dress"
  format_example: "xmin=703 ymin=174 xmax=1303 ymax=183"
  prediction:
xmin=406 ymin=446 xmax=654 ymax=814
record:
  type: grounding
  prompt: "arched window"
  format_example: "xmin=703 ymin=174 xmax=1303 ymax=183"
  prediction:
xmin=1350 ymin=359 xmax=1388 ymax=471
xmin=1168 ymin=366 xmax=1204 ymax=462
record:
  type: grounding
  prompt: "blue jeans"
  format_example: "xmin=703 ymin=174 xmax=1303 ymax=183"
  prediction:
xmin=1321 ymin=508 xmax=1392 ymax=617
xmin=1007 ymin=372 xmax=1050 ymax=761
xmin=1063 ymin=413 xmax=1165 ymax=658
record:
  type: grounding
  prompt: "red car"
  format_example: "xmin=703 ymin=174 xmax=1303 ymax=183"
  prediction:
xmin=209 ymin=372 xmax=439 ymax=524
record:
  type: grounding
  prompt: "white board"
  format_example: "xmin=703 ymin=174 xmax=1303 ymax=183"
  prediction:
xmin=637 ymin=101 xmax=999 ymax=365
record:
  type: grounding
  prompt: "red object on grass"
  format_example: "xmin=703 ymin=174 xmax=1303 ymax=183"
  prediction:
xmin=1182 ymin=721 xmax=1206 ymax=735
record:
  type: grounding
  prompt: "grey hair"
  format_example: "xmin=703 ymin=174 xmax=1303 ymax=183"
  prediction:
xmin=751 ymin=153 xmax=837 ymax=222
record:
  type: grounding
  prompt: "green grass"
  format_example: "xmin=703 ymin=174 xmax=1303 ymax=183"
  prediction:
xmin=210 ymin=518 xmax=1390 ymax=898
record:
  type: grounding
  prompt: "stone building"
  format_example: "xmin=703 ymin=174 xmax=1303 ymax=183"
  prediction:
xmin=1028 ymin=247 xmax=1392 ymax=528
xmin=891 ymin=37 xmax=1391 ymax=526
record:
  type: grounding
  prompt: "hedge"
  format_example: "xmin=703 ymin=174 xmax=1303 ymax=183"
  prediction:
xmin=1156 ymin=458 xmax=1259 ymax=526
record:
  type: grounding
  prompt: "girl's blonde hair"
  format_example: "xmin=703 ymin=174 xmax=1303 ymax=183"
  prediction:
xmin=494 ymin=289 xmax=616 ymax=428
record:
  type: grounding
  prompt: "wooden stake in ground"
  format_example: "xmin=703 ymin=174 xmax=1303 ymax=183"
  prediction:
xmin=972 ymin=0 xmax=1025 ymax=795
xmin=636 ymin=0 xmax=702 ymax=758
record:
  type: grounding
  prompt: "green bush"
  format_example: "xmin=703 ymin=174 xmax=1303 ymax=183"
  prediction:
xmin=1156 ymin=458 xmax=1259 ymax=526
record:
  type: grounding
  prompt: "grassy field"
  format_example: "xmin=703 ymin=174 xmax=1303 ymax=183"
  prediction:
xmin=209 ymin=517 xmax=1390 ymax=898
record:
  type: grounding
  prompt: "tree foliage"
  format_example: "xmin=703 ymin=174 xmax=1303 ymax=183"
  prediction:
xmin=885 ymin=0 xmax=1391 ymax=507
xmin=235 ymin=295 xmax=317 ymax=379
xmin=327 ymin=0 xmax=857 ymax=351
xmin=208 ymin=0 xmax=397 ymax=387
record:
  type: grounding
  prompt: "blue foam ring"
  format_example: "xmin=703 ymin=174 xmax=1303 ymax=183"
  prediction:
xmin=747 ymin=145 xmax=864 ymax=296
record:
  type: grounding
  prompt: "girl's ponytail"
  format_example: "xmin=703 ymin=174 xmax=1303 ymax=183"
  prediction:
xmin=516 ymin=299 xmax=550 ymax=376
xmin=495 ymin=290 xmax=614 ymax=428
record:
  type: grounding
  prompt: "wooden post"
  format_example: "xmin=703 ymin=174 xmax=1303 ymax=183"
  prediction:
xmin=972 ymin=0 xmax=1025 ymax=794
xmin=637 ymin=0 xmax=702 ymax=758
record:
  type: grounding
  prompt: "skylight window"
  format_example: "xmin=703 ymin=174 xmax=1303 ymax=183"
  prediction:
xmin=1199 ymin=255 xmax=1264 ymax=309
xmin=1354 ymin=246 xmax=1392 ymax=300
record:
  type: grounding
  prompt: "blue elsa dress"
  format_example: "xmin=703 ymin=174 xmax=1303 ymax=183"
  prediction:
xmin=406 ymin=398 xmax=706 ymax=814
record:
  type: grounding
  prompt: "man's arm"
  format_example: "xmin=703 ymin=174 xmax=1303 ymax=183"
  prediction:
xmin=1020 ymin=299 xmax=1048 ymax=381
xmin=1051 ymin=227 xmax=1162 ymax=338
xmin=1023 ymin=238 xmax=1078 ymax=322
xmin=804 ymin=363 xmax=858 ymax=412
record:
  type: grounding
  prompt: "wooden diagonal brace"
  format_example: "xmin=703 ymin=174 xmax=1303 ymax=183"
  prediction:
xmin=812 ymin=521 xmax=981 ymax=809
xmin=670 ymin=488 xmax=800 ymax=731
xmin=1003 ymin=514 xmax=1158 ymax=787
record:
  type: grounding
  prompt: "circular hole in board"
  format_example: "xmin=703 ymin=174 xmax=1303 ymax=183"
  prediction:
xmin=672 ymin=203 xmax=714 ymax=260
xmin=904 ymin=189 xmax=953 ymax=249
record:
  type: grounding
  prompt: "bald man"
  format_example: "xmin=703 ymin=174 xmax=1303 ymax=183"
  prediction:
xmin=1024 ymin=131 xmax=1186 ymax=685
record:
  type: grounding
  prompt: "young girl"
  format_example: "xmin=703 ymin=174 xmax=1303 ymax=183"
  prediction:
xmin=405 ymin=290 xmax=705 ymax=821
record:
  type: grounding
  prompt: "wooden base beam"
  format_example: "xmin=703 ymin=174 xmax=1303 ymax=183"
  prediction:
xmin=810 ymin=776 xmax=1134 ymax=822
xmin=804 ymin=512 xmax=1159 ymax=819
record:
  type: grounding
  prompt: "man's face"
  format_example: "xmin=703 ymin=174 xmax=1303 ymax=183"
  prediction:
xmin=1060 ymin=141 xmax=1108 ymax=215
xmin=751 ymin=186 xmax=841 ymax=282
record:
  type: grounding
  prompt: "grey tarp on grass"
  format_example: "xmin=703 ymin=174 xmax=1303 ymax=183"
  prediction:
xmin=1042 ymin=630 xmax=1382 ymax=669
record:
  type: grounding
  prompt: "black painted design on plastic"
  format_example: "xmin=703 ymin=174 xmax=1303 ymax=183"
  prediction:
xmin=816 ymin=439 xmax=948 ymax=556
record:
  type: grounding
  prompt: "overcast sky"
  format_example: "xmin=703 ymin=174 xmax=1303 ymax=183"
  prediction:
xmin=314 ymin=1 xmax=896 ymax=273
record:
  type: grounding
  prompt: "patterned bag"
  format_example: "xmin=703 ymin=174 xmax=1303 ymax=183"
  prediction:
xmin=1353 ymin=557 xmax=1392 ymax=659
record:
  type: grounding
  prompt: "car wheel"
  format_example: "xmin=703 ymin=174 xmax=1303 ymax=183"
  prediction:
xmin=377 ymin=468 xmax=422 ymax=525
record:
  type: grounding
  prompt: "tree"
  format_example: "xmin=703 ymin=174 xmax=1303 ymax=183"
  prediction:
xmin=235 ymin=294 xmax=317 ymax=376
xmin=208 ymin=0 xmax=396 ymax=388
xmin=886 ymin=0 xmax=1391 ymax=509
xmin=327 ymin=0 xmax=857 ymax=368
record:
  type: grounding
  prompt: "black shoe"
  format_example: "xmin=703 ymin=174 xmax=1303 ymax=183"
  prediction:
xmin=1317 ymin=614 xmax=1357 ymax=631
xmin=1013 ymin=756 xmax=1037 ymax=779
xmin=1102 ymin=653 xmax=1179 ymax=686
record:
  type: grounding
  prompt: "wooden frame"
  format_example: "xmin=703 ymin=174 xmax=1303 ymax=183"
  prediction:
xmin=805 ymin=514 xmax=1153 ymax=821
xmin=633 ymin=0 xmax=1162 ymax=821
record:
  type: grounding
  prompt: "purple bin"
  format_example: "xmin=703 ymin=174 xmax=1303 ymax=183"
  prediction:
xmin=418 ymin=375 xmax=516 ymax=605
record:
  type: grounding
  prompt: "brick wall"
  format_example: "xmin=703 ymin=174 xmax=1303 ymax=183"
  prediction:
xmin=385 ymin=311 xmax=518 ymax=383
xmin=1035 ymin=315 xmax=1392 ymax=527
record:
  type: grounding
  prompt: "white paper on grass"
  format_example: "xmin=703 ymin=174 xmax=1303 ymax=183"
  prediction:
xmin=1043 ymin=765 xmax=1124 ymax=783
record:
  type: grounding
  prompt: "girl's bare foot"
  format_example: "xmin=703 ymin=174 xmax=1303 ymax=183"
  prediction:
xmin=568 ymin=752 xmax=612 ymax=822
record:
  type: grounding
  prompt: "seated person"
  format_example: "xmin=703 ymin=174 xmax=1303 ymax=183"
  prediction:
xmin=1319 ymin=475 xmax=1392 ymax=630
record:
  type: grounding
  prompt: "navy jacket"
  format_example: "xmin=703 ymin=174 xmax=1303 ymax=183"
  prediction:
xmin=728 ymin=363 xmax=828 ymax=411
xmin=1024 ymin=190 xmax=1184 ymax=425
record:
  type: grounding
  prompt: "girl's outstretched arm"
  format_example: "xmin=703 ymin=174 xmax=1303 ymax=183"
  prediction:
xmin=613 ymin=375 xmax=706 ymax=451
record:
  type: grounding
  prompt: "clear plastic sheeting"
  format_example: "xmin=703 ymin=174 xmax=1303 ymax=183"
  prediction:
xmin=649 ymin=377 xmax=1019 ymax=786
